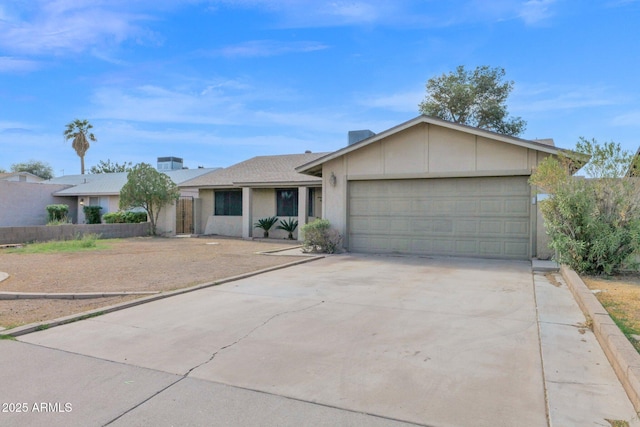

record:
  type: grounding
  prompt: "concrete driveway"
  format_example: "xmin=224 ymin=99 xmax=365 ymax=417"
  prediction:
xmin=3 ymin=255 xmax=638 ymax=426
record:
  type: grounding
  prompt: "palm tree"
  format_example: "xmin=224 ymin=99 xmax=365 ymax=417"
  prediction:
xmin=64 ymin=119 xmax=97 ymax=174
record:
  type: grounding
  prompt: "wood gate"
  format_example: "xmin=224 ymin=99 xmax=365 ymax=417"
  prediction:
xmin=176 ymin=196 xmax=194 ymax=234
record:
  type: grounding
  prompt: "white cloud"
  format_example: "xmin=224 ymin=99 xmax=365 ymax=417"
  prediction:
xmin=0 ymin=56 xmax=40 ymax=72
xmin=612 ymin=111 xmax=640 ymax=126
xmin=519 ymin=0 xmax=557 ymax=25
xmin=0 ymin=0 xmax=157 ymax=57
xmin=215 ymin=40 xmax=329 ymax=58
xmin=512 ymin=83 xmax=621 ymax=113
xmin=358 ymin=90 xmax=424 ymax=113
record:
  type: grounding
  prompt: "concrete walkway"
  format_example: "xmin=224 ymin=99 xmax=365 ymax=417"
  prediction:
xmin=1 ymin=255 xmax=638 ymax=426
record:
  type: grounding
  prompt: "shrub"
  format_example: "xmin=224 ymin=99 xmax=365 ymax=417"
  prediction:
xmin=301 ymin=219 xmax=342 ymax=254
xmin=104 ymin=211 xmax=148 ymax=224
xmin=277 ymin=218 xmax=299 ymax=240
xmin=254 ymin=216 xmax=278 ymax=238
xmin=83 ymin=205 xmax=102 ymax=224
xmin=46 ymin=204 xmax=69 ymax=222
xmin=530 ymin=138 xmax=640 ymax=275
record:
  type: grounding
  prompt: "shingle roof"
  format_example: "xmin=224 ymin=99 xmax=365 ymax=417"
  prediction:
xmin=181 ymin=153 xmax=328 ymax=188
xmin=52 ymin=168 xmax=219 ymax=196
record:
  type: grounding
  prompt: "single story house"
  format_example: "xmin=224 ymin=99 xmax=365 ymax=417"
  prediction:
xmin=297 ymin=115 xmax=578 ymax=260
xmin=180 ymin=152 xmax=328 ymax=240
xmin=49 ymin=168 xmax=218 ymax=226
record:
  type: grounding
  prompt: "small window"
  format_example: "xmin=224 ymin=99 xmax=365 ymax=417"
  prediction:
xmin=215 ymin=191 xmax=242 ymax=216
xmin=89 ymin=197 xmax=101 ymax=206
xmin=276 ymin=189 xmax=298 ymax=217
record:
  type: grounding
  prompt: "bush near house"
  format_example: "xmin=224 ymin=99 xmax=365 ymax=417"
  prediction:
xmin=530 ymin=138 xmax=640 ymax=275
xmin=83 ymin=205 xmax=102 ymax=224
xmin=103 ymin=211 xmax=148 ymax=224
xmin=254 ymin=216 xmax=278 ymax=238
xmin=301 ymin=219 xmax=342 ymax=254
xmin=45 ymin=204 xmax=69 ymax=223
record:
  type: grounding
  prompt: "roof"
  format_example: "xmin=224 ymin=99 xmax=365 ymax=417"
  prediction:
xmin=51 ymin=168 xmax=219 ymax=196
xmin=181 ymin=153 xmax=329 ymax=188
xmin=0 ymin=171 xmax=45 ymax=181
xmin=297 ymin=115 xmax=582 ymax=176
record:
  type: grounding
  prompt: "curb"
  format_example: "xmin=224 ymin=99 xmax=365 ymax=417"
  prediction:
xmin=0 ymin=254 xmax=324 ymax=337
xmin=0 ymin=291 xmax=160 ymax=300
xmin=560 ymin=265 xmax=640 ymax=413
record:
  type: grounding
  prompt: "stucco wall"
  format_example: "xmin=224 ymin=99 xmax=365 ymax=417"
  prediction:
xmin=0 ymin=181 xmax=78 ymax=226
xmin=321 ymin=122 xmax=553 ymax=257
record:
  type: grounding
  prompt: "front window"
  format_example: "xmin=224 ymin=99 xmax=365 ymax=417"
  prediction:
xmin=308 ymin=188 xmax=316 ymax=217
xmin=276 ymin=189 xmax=298 ymax=217
xmin=215 ymin=190 xmax=242 ymax=216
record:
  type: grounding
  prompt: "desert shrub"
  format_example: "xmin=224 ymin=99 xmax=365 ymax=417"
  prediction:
xmin=78 ymin=233 xmax=100 ymax=248
xmin=254 ymin=216 xmax=278 ymax=238
xmin=46 ymin=204 xmax=69 ymax=223
xmin=301 ymin=219 xmax=342 ymax=254
xmin=530 ymin=139 xmax=640 ymax=275
xmin=83 ymin=205 xmax=102 ymax=224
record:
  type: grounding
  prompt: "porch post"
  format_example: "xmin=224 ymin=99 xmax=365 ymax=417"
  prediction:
xmin=297 ymin=186 xmax=309 ymax=242
xmin=242 ymin=187 xmax=253 ymax=239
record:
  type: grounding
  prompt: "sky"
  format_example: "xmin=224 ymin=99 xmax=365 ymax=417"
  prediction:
xmin=1 ymin=0 xmax=639 ymax=176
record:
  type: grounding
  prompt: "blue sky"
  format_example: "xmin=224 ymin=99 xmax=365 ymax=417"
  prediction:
xmin=1 ymin=0 xmax=639 ymax=176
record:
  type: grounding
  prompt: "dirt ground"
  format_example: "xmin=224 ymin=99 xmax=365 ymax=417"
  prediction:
xmin=583 ymin=274 xmax=640 ymax=350
xmin=0 ymin=237 xmax=303 ymax=329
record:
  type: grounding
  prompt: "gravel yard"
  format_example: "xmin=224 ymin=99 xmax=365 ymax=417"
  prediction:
xmin=0 ymin=236 xmax=304 ymax=328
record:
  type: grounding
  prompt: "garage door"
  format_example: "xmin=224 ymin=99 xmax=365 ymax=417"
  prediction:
xmin=348 ymin=177 xmax=531 ymax=259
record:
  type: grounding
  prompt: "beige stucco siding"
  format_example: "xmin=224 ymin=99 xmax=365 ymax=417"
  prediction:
xmin=321 ymin=122 xmax=553 ymax=258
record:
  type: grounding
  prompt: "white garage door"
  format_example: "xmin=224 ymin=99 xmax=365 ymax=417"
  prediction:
xmin=348 ymin=177 xmax=531 ymax=259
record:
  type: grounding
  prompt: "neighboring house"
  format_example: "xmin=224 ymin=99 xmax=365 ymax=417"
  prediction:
xmin=0 ymin=181 xmax=77 ymax=226
xmin=297 ymin=115 xmax=578 ymax=260
xmin=0 ymin=172 xmax=45 ymax=183
xmin=180 ymin=153 xmax=328 ymax=240
xmin=48 ymin=168 xmax=218 ymax=225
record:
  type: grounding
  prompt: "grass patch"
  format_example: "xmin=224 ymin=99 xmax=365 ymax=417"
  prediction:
xmin=583 ymin=275 xmax=640 ymax=354
xmin=0 ymin=334 xmax=16 ymax=341
xmin=6 ymin=234 xmax=112 ymax=254
xmin=35 ymin=324 xmax=50 ymax=331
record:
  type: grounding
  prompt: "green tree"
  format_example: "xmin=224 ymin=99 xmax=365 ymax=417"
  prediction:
xmin=119 ymin=163 xmax=180 ymax=235
xmin=89 ymin=159 xmax=133 ymax=174
xmin=530 ymin=138 xmax=640 ymax=275
xmin=64 ymin=119 xmax=96 ymax=175
xmin=11 ymin=159 xmax=54 ymax=179
xmin=419 ymin=65 xmax=526 ymax=136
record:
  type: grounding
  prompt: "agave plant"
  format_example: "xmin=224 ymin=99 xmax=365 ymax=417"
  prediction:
xmin=254 ymin=216 xmax=278 ymax=238
xmin=277 ymin=218 xmax=299 ymax=240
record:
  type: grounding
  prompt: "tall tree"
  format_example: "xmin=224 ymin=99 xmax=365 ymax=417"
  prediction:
xmin=89 ymin=159 xmax=133 ymax=174
xmin=63 ymin=119 xmax=97 ymax=174
xmin=419 ymin=65 xmax=526 ymax=136
xmin=10 ymin=159 xmax=54 ymax=179
xmin=119 ymin=163 xmax=180 ymax=235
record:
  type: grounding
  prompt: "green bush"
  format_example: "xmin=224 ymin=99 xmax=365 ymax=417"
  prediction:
xmin=103 ymin=211 xmax=147 ymax=224
xmin=530 ymin=138 xmax=640 ymax=275
xmin=46 ymin=204 xmax=69 ymax=223
xmin=301 ymin=219 xmax=342 ymax=254
xmin=83 ymin=205 xmax=102 ymax=224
